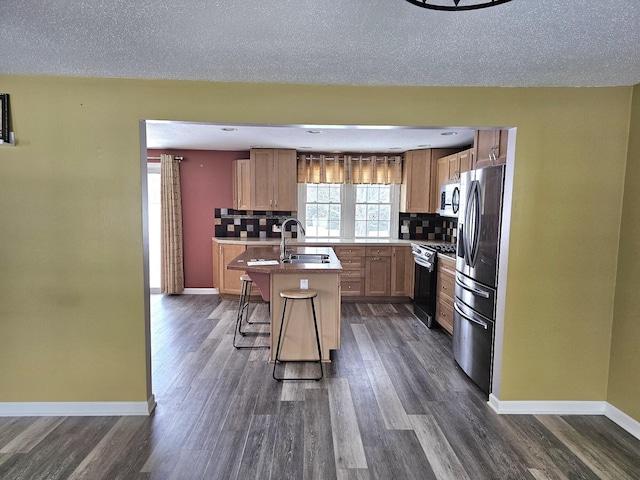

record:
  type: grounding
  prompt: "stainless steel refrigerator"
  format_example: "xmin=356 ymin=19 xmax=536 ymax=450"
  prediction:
xmin=454 ymin=164 xmax=506 ymax=395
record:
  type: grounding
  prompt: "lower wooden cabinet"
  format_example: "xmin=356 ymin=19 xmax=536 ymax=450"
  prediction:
xmin=212 ymin=240 xmax=262 ymax=297
xmin=334 ymin=246 xmax=366 ymax=296
xmin=391 ymin=246 xmax=414 ymax=297
xmin=213 ymin=240 xmax=414 ymax=300
xmin=436 ymin=255 xmax=456 ymax=335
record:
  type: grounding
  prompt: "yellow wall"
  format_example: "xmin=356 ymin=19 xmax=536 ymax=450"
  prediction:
xmin=0 ymin=76 xmax=633 ymax=413
xmin=609 ymin=84 xmax=640 ymax=419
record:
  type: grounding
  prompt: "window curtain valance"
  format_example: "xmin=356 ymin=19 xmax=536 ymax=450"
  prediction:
xmin=297 ymin=154 xmax=402 ymax=185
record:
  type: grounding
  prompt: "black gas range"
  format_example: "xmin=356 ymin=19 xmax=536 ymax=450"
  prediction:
xmin=411 ymin=242 xmax=456 ymax=328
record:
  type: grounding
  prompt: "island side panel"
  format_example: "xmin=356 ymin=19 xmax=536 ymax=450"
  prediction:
xmin=270 ymin=272 xmax=341 ymax=362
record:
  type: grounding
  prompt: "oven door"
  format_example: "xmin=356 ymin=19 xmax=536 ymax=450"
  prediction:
xmin=412 ymin=246 xmax=438 ymax=328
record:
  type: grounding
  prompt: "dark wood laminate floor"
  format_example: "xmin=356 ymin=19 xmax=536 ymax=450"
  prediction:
xmin=1 ymin=294 xmax=639 ymax=479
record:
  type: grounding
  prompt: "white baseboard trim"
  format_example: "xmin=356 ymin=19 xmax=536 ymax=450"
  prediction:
xmin=488 ymin=394 xmax=640 ymax=440
xmin=0 ymin=395 xmax=157 ymax=417
xmin=605 ymin=403 xmax=640 ymax=440
xmin=488 ymin=394 xmax=606 ymax=415
xmin=182 ymin=288 xmax=218 ymax=295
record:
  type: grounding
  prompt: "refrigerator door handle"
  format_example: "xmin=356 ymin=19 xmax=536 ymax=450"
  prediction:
xmin=455 ymin=274 xmax=490 ymax=298
xmin=454 ymin=302 xmax=489 ymax=330
xmin=469 ymin=181 xmax=482 ymax=266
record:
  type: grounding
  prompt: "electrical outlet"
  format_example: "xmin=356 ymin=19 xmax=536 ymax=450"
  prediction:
xmin=272 ymin=224 xmax=282 ymax=233
xmin=401 ymin=225 xmax=409 ymax=234
xmin=300 ymin=279 xmax=308 ymax=290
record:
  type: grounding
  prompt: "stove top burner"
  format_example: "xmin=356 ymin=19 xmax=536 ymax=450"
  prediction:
xmin=421 ymin=243 xmax=457 ymax=254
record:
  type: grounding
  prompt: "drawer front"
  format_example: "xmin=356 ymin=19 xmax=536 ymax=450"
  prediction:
xmin=341 ymin=278 xmax=364 ymax=296
xmin=436 ymin=296 xmax=454 ymax=335
xmin=341 ymin=267 xmax=364 ymax=278
xmin=338 ymin=257 xmax=364 ymax=269
xmin=437 ymin=270 xmax=455 ymax=300
xmin=365 ymin=246 xmax=392 ymax=257
xmin=334 ymin=246 xmax=366 ymax=257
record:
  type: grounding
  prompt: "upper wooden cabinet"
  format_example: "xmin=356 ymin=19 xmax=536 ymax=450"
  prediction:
xmin=232 ymin=159 xmax=251 ymax=210
xmin=250 ymin=149 xmax=297 ymax=211
xmin=400 ymin=149 xmax=432 ymax=213
xmin=473 ymin=130 xmax=508 ymax=169
xmin=458 ymin=149 xmax=473 ymax=176
xmin=401 ymin=148 xmax=457 ymax=214
xmin=437 ymin=148 xmax=474 ymax=188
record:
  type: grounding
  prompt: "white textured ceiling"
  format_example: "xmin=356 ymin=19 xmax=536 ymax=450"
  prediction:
xmin=145 ymin=121 xmax=477 ymax=152
xmin=2 ymin=0 xmax=640 ymax=88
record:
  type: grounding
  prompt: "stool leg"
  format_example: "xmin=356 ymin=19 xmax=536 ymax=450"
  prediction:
xmin=273 ymin=297 xmax=323 ymax=381
xmin=244 ymin=280 xmax=254 ymax=324
xmin=309 ymin=297 xmax=324 ymax=381
xmin=234 ymin=279 xmax=269 ymax=350
xmin=233 ymin=279 xmax=248 ymax=348
xmin=272 ymin=298 xmax=288 ymax=380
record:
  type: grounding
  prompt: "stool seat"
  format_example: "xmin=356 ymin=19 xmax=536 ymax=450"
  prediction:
xmin=280 ymin=289 xmax=318 ymax=300
xmin=240 ymin=274 xmax=252 ymax=282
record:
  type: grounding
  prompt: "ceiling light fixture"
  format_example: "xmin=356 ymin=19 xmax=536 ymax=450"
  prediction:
xmin=221 ymin=127 xmax=237 ymax=132
xmin=405 ymin=0 xmax=512 ymax=11
xmin=307 ymin=130 xmax=322 ymax=134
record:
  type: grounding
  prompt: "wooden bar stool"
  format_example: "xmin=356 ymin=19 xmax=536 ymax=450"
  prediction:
xmin=272 ymin=289 xmax=323 ymax=381
xmin=233 ymin=274 xmax=269 ymax=350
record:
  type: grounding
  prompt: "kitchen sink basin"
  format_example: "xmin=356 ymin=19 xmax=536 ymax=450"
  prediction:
xmin=282 ymin=253 xmax=331 ymax=264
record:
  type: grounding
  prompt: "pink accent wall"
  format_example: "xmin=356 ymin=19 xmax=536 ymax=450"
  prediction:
xmin=148 ymin=149 xmax=249 ymax=288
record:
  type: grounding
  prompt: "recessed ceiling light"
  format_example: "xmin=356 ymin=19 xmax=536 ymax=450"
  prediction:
xmin=389 ymin=147 xmax=402 ymax=150
xmin=307 ymin=130 xmax=322 ymax=134
xmin=221 ymin=127 xmax=237 ymax=132
xmin=298 ymin=146 xmax=312 ymax=149
xmin=250 ymin=145 xmax=264 ymax=148
xmin=440 ymin=132 xmax=458 ymax=136
xmin=417 ymin=144 xmax=431 ymax=148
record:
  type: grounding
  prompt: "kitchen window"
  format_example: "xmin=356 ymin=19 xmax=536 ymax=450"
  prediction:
xmin=298 ymin=183 xmax=398 ymax=238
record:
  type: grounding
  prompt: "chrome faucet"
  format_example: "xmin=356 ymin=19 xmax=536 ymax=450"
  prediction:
xmin=280 ymin=217 xmax=306 ymax=262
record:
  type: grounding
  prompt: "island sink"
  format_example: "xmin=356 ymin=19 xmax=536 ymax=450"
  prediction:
xmin=282 ymin=253 xmax=331 ymax=264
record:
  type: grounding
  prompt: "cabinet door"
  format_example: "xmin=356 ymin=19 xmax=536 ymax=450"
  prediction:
xmin=272 ymin=149 xmax=298 ymax=211
xmin=391 ymin=246 xmax=414 ymax=297
xmin=400 ymin=149 xmax=432 ymax=213
xmin=437 ymin=155 xmax=450 ymax=191
xmin=473 ymin=130 xmax=498 ymax=169
xmin=447 ymin=153 xmax=460 ymax=182
xmin=365 ymin=256 xmax=391 ymax=296
xmin=458 ymin=149 xmax=473 ymax=175
xmin=233 ymin=159 xmax=251 ymax=210
xmin=219 ymin=243 xmax=246 ymax=295
xmin=474 ymin=130 xmax=507 ymax=169
xmin=250 ymin=149 xmax=274 ymax=210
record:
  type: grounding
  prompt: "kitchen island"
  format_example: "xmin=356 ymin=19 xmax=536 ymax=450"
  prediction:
xmin=227 ymin=246 xmax=342 ymax=362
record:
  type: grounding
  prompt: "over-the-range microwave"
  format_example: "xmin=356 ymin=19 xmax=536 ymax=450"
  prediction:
xmin=440 ymin=183 xmax=460 ymax=217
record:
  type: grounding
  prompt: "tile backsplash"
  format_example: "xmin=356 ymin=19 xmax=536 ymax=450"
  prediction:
xmin=398 ymin=213 xmax=458 ymax=243
xmin=214 ymin=209 xmax=298 ymax=238
xmin=215 ymin=209 xmax=457 ymax=241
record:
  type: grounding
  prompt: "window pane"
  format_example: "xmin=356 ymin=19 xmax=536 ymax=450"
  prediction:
xmin=330 ymin=185 xmax=341 ymax=202
xmin=379 ymin=205 xmax=390 ymax=221
xmin=379 ymin=187 xmax=390 ymax=203
xmin=307 ymin=184 xmax=317 ymax=203
xmin=356 ymin=185 xmax=367 ymax=203
xmin=367 ymin=204 xmax=378 ymax=221
xmin=367 ymin=186 xmax=379 ymax=203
